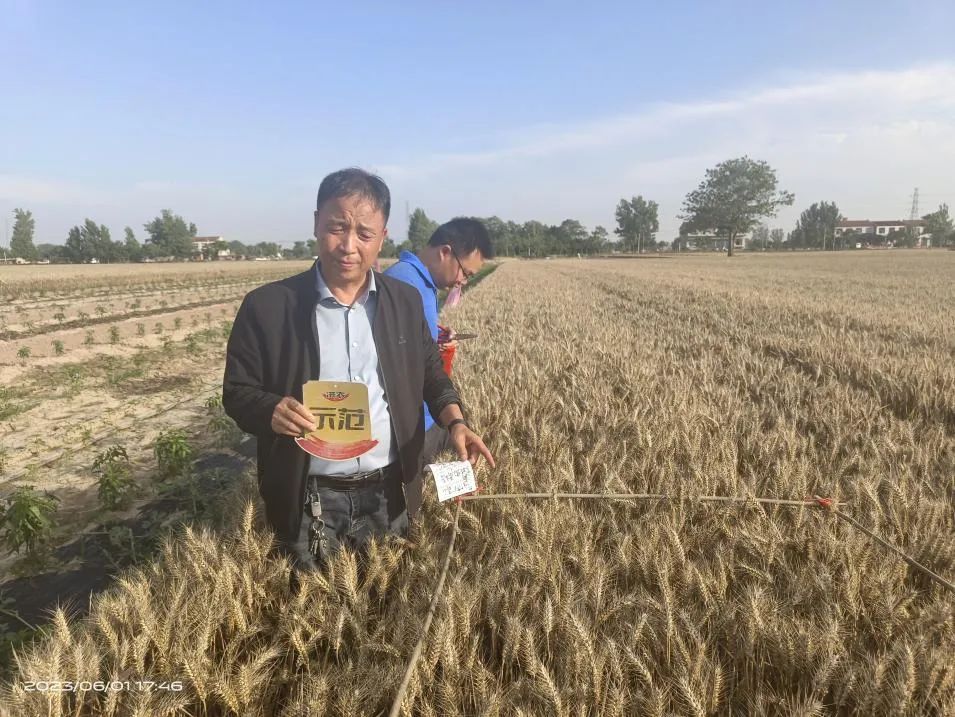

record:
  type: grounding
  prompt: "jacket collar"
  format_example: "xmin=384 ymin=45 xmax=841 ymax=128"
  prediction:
xmin=314 ymin=262 xmax=377 ymax=304
xmin=398 ymin=250 xmax=437 ymax=290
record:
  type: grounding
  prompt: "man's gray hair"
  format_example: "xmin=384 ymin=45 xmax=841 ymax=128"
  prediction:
xmin=316 ymin=168 xmax=391 ymax=223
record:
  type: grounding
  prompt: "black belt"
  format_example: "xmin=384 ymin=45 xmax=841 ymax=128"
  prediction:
xmin=309 ymin=462 xmax=399 ymax=490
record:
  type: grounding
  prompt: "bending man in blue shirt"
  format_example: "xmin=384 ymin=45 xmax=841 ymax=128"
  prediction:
xmin=384 ymin=218 xmax=494 ymax=463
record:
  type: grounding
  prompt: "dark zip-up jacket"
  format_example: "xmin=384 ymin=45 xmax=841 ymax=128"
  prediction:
xmin=222 ymin=262 xmax=461 ymax=545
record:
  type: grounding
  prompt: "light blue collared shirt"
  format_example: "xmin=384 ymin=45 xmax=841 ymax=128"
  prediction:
xmin=309 ymin=265 xmax=397 ymax=476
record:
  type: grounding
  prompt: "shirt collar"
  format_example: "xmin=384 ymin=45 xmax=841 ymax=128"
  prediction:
xmin=398 ymin=250 xmax=437 ymax=290
xmin=315 ymin=262 xmax=377 ymax=305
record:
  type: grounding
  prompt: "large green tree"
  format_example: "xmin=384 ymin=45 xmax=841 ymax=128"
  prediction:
xmin=65 ymin=219 xmax=114 ymax=263
xmin=378 ymin=238 xmax=398 ymax=259
xmin=407 ymin=208 xmax=438 ymax=253
xmin=588 ymin=225 xmax=609 ymax=254
xmin=289 ymin=240 xmax=313 ymax=259
xmin=922 ymin=204 xmax=953 ymax=247
xmin=614 ymin=196 xmax=659 ymax=253
xmin=791 ymin=201 xmax=842 ymax=250
xmin=554 ymin=219 xmax=588 ymax=255
xmin=255 ymin=241 xmax=281 ymax=258
xmin=10 ymin=208 xmax=38 ymax=261
xmin=144 ymin=210 xmax=196 ymax=258
xmin=124 ymin=227 xmax=143 ymax=262
xmin=681 ymin=156 xmax=794 ymax=257
xmin=751 ymin=224 xmax=770 ymax=251
xmin=770 ymin=228 xmax=785 ymax=250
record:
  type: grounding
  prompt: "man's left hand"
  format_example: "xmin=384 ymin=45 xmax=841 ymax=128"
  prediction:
xmin=449 ymin=424 xmax=495 ymax=468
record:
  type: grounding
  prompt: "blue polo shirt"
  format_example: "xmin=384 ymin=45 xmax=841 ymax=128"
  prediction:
xmin=384 ymin=251 xmax=439 ymax=430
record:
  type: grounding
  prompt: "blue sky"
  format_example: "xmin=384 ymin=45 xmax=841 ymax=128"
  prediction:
xmin=2 ymin=0 xmax=955 ymax=246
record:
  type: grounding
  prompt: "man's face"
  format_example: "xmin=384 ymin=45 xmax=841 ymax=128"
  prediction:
xmin=313 ymin=195 xmax=387 ymax=285
xmin=435 ymin=245 xmax=484 ymax=290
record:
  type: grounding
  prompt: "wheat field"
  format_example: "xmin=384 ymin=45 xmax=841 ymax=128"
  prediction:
xmin=4 ymin=252 xmax=955 ymax=716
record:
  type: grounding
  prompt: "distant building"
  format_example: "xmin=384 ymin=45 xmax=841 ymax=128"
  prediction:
xmin=835 ymin=220 xmax=926 ymax=239
xmin=680 ymin=231 xmax=751 ymax=251
xmin=192 ymin=236 xmax=231 ymax=259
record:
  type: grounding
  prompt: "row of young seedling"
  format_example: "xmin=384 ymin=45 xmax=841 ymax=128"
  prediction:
xmin=14 ymin=314 xmax=235 ymax=363
xmin=3 ymin=296 xmax=241 ymax=344
xmin=2 ymin=268 xmax=294 ymax=304
xmin=0 ymin=395 xmax=244 ymax=571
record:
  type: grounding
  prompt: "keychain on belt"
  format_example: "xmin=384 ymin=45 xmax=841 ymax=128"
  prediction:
xmin=307 ymin=490 xmax=326 ymax=558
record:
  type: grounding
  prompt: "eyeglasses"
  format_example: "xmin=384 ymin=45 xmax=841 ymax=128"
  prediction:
xmin=448 ymin=245 xmax=474 ymax=280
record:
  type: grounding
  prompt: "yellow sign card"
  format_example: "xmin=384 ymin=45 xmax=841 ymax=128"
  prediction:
xmin=301 ymin=380 xmax=372 ymax=444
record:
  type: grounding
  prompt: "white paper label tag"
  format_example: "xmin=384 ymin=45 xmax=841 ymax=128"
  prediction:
xmin=427 ymin=461 xmax=477 ymax=502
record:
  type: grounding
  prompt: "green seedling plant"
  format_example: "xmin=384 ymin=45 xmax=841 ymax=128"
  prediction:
xmin=0 ymin=486 xmax=59 ymax=557
xmin=106 ymin=524 xmax=137 ymax=567
xmin=93 ymin=446 xmax=135 ymax=511
xmin=154 ymin=429 xmax=194 ymax=479
xmin=65 ymin=366 xmax=84 ymax=396
xmin=51 ymin=339 xmax=65 ymax=356
xmin=185 ymin=334 xmax=201 ymax=356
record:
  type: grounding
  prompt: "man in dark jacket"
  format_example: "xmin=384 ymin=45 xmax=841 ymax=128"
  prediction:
xmin=223 ymin=168 xmax=494 ymax=574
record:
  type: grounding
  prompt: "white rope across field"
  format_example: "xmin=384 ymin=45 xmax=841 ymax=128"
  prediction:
xmin=386 ymin=489 xmax=955 ymax=716
xmin=388 ymin=500 xmax=462 ymax=717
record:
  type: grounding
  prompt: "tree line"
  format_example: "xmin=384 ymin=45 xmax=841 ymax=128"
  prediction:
xmin=402 ymin=200 xmax=662 ymax=258
xmin=404 ymin=157 xmax=797 ymax=259
xmin=0 ymin=209 xmax=316 ymax=263
xmin=4 ymin=158 xmax=953 ymax=263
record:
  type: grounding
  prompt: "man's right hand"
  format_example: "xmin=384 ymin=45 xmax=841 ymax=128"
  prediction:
xmin=271 ymin=397 xmax=317 ymax=436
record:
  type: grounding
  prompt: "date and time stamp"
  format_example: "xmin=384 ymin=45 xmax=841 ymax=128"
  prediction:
xmin=18 ymin=680 xmax=184 ymax=692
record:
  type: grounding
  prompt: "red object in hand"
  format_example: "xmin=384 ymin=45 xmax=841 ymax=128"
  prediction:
xmin=295 ymin=436 xmax=379 ymax=461
xmin=437 ymin=324 xmax=455 ymax=375
xmin=440 ymin=343 xmax=456 ymax=376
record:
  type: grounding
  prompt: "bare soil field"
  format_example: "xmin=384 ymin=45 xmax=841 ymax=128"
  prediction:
xmin=0 ymin=262 xmax=315 ymax=583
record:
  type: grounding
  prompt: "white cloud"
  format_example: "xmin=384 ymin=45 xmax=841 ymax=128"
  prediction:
xmin=5 ymin=64 xmax=954 ymax=244
xmin=383 ymin=63 xmax=955 ymax=240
